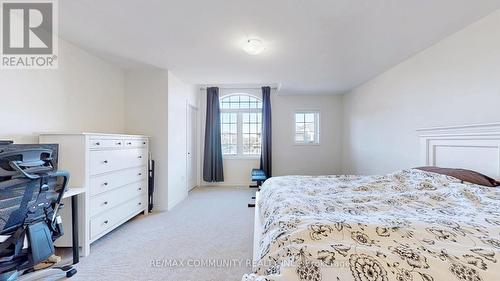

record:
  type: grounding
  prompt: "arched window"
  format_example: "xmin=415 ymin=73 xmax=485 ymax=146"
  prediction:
xmin=220 ymin=94 xmax=262 ymax=157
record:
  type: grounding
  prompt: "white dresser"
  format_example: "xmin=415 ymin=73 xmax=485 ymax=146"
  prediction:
xmin=39 ymin=133 xmax=149 ymax=256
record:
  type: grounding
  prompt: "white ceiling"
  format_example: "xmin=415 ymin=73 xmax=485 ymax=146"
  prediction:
xmin=60 ymin=0 xmax=500 ymax=94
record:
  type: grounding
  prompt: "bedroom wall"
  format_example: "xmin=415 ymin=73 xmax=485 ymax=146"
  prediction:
xmin=273 ymin=94 xmax=343 ymax=176
xmin=0 ymin=39 xmax=125 ymax=143
xmin=342 ymin=9 xmax=500 ymax=175
xmin=199 ymin=90 xmax=343 ymax=186
xmin=124 ymin=69 xmax=169 ymax=211
xmin=125 ymin=70 xmax=198 ymax=211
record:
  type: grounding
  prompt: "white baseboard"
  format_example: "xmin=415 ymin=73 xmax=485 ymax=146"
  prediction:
xmin=167 ymin=193 xmax=188 ymax=210
xmin=200 ymin=182 xmax=253 ymax=188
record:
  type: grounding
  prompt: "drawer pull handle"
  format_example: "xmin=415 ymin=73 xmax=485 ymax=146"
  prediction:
xmin=127 ymin=142 xmax=132 ymax=145
xmin=143 ymin=142 xmax=146 ymax=145
xmin=95 ymin=142 xmax=100 ymax=146
xmin=138 ymin=188 xmax=142 ymax=191
xmin=104 ymin=220 xmax=109 ymax=224
xmin=138 ymin=173 xmax=142 ymax=176
xmin=103 ymin=201 xmax=108 ymax=205
xmin=103 ymin=182 xmax=108 ymax=186
xmin=138 ymin=202 xmax=142 ymax=206
xmin=117 ymin=142 xmax=122 ymax=145
xmin=103 ymin=160 xmax=108 ymax=164
xmin=138 ymin=156 xmax=142 ymax=159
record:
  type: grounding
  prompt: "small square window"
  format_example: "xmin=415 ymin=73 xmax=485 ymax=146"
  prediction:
xmin=294 ymin=112 xmax=320 ymax=144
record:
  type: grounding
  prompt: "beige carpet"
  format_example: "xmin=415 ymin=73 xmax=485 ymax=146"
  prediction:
xmin=69 ymin=186 xmax=255 ymax=281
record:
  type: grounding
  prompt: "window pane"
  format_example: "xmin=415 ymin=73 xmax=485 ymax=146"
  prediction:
xmin=305 ymin=132 xmax=314 ymax=142
xmin=250 ymin=113 xmax=257 ymax=122
xmin=295 ymin=133 xmax=304 ymax=142
xmin=220 ymin=94 xmax=262 ymax=110
xmin=221 ymin=112 xmax=238 ymax=155
xmin=242 ymin=112 xmax=262 ymax=155
xmin=243 ymin=113 xmax=250 ymax=123
xmin=229 ymin=145 xmax=237 ymax=155
xmin=296 ymin=123 xmax=304 ymax=133
xmin=230 ymin=134 xmax=237 ymax=144
xmin=222 ymin=144 xmax=230 ymax=154
xmin=305 ymin=123 xmax=315 ymax=133
xmin=295 ymin=113 xmax=304 ymax=123
xmin=240 ymin=101 xmax=250 ymax=109
xmin=230 ymin=124 xmax=237 ymax=133
xmin=305 ymin=113 xmax=315 ymax=123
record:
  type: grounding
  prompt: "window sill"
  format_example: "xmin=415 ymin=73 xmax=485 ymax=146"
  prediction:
xmin=223 ymin=156 xmax=260 ymax=160
xmin=293 ymin=142 xmax=321 ymax=146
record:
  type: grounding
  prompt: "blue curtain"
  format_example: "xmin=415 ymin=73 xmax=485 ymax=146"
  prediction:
xmin=260 ymin=86 xmax=272 ymax=177
xmin=203 ymin=87 xmax=224 ymax=182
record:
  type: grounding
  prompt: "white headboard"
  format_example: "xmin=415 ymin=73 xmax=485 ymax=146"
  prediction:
xmin=418 ymin=123 xmax=500 ymax=180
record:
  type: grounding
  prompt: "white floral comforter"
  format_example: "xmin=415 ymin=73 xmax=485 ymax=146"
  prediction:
xmin=243 ymin=169 xmax=500 ymax=281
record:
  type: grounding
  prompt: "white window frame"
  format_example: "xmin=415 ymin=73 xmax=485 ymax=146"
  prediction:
xmin=220 ymin=93 xmax=262 ymax=159
xmin=293 ymin=111 xmax=321 ymax=145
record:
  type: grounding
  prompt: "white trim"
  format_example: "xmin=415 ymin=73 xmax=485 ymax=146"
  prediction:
xmin=168 ymin=193 xmax=188 ymax=211
xmin=199 ymin=182 xmax=253 ymax=188
xmin=417 ymin=122 xmax=500 ymax=132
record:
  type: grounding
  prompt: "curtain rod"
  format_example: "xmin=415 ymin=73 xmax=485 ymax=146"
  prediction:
xmin=199 ymin=86 xmax=278 ymax=90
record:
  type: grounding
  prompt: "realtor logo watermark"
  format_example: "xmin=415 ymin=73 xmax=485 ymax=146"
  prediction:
xmin=1 ymin=0 xmax=58 ymax=69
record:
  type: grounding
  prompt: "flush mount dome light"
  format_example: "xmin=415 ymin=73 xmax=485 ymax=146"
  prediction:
xmin=243 ymin=38 xmax=265 ymax=55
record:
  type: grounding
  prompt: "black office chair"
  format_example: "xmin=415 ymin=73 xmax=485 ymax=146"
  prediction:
xmin=0 ymin=147 xmax=77 ymax=280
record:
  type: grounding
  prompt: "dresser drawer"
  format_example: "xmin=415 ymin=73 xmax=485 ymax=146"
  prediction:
xmin=89 ymin=166 xmax=147 ymax=197
xmin=90 ymin=195 xmax=146 ymax=240
xmin=123 ymin=139 xmax=148 ymax=148
xmin=90 ymin=180 xmax=146 ymax=217
xmin=90 ymin=148 xmax=147 ymax=175
xmin=89 ymin=138 xmax=124 ymax=149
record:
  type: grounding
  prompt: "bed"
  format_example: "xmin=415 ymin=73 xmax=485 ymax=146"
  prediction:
xmin=243 ymin=123 xmax=500 ymax=281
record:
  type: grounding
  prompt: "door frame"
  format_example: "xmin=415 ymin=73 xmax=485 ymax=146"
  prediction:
xmin=186 ymin=103 xmax=199 ymax=191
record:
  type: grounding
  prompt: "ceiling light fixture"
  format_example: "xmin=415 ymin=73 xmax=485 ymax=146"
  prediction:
xmin=243 ymin=38 xmax=265 ymax=55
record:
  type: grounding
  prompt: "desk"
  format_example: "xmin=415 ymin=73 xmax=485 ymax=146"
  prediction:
xmin=62 ymin=187 xmax=85 ymax=264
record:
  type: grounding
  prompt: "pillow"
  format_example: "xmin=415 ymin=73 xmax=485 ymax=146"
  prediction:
xmin=415 ymin=166 xmax=500 ymax=187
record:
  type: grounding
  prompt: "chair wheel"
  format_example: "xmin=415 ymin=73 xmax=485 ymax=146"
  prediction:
xmin=66 ymin=268 xmax=77 ymax=278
